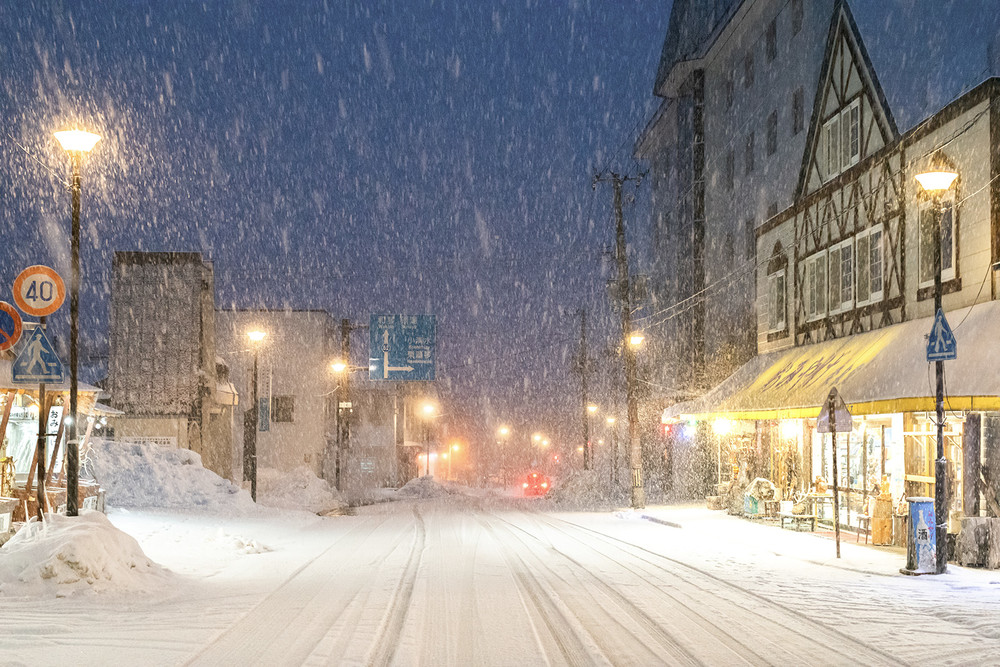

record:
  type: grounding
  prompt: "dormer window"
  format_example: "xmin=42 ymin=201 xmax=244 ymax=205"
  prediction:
xmin=823 ymin=98 xmax=861 ymax=180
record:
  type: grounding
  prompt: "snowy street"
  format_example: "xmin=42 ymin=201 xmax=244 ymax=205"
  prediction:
xmin=4 ymin=490 xmax=1000 ymax=666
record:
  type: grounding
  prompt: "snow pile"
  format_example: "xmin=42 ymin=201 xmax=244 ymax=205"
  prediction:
xmin=395 ymin=476 xmax=453 ymax=499
xmin=0 ymin=510 xmax=169 ymax=595
xmin=257 ymin=466 xmax=347 ymax=514
xmin=543 ymin=471 xmax=626 ymax=510
xmin=86 ymin=438 xmax=253 ymax=511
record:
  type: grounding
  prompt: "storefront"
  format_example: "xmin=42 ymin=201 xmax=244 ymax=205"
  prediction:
xmin=664 ymin=302 xmax=1000 ymax=533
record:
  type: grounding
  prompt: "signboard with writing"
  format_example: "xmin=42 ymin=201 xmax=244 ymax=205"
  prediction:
xmin=368 ymin=314 xmax=436 ymax=381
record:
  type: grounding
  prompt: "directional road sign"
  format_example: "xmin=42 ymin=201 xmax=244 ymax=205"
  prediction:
xmin=13 ymin=265 xmax=66 ymax=317
xmin=0 ymin=301 xmax=23 ymax=352
xmin=926 ymin=308 xmax=957 ymax=361
xmin=12 ymin=326 xmax=65 ymax=383
xmin=369 ymin=314 xmax=436 ymax=381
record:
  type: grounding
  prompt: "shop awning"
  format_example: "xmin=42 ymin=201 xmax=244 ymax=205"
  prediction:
xmin=663 ymin=301 xmax=1000 ymax=422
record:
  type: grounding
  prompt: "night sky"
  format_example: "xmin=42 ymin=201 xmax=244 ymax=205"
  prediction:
xmin=0 ymin=2 xmax=670 ymax=447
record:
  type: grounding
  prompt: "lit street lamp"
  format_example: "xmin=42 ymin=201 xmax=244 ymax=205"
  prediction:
xmin=915 ymin=161 xmax=958 ymax=575
xmin=246 ymin=329 xmax=267 ymax=501
xmin=54 ymin=128 xmax=100 ymax=517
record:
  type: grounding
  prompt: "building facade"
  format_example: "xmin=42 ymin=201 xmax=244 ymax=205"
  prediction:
xmin=107 ymin=252 xmax=236 ymax=478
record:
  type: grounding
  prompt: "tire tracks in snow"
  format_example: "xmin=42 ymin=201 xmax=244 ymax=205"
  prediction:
xmin=521 ymin=511 xmax=904 ymax=666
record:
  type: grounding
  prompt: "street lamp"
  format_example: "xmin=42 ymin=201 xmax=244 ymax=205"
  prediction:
xmin=628 ymin=332 xmax=645 ymax=347
xmin=246 ymin=329 xmax=267 ymax=501
xmin=607 ymin=415 xmax=619 ymax=484
xmin=584 ymin=405 xmax=598 ymax=470
xmin=54 ymin=128 xmax=101 ymax=517
xmin=497 ymin=426 xmax=510 ymax=486
xmin=915 ymin=161 xmax=958 ymax=575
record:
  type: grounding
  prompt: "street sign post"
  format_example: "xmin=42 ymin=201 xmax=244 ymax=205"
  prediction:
xmin=817 ymin=387 xmax=852 ymax=559
xmin=13 ymin=265 xmax=66 ymax=318
xmin=0 ymin=302 xmax=23 ymax=352
xmin=926 ymin=308 xmax=957 ymax=361
xmin=12 ymin=326 xmax=65 ymax=384
xmin=369 ymin=314 xmax=436 ymax=381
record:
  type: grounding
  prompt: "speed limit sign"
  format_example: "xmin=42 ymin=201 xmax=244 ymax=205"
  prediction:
xmin=13 ymin=265 xmax=66 ymax=317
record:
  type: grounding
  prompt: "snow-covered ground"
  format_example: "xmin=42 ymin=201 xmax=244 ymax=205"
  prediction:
xmin=2 ymin=442 xmax=1000 ymax=665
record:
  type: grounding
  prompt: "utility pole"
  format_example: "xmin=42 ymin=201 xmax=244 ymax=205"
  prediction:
xmin=575 ymin=308 xmax=592 ymax=470
xmin=595 ymin=170 xmax=645 ymax=509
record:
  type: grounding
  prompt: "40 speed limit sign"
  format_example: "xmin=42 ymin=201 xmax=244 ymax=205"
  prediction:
xmin=13 ymin=265 xmax=66 ymax=317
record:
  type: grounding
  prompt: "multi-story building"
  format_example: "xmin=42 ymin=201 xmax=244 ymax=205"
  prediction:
xmin=635 ymin=0 xmax=834 ymax=401
xmin=107 ymin=252 xmax=236 ymax=478
xmin=662 ymin=1 xmax=1000 ymax=548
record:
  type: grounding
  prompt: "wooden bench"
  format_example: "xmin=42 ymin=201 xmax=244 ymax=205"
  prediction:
xmin=779 ymin=513 xmax=816 ymax=531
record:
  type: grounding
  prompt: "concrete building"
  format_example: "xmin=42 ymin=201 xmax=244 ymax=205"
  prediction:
xmin=107 ymin=252 xmax=236 ymax=479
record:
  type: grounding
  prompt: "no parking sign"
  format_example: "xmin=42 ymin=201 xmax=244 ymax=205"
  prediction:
xmin=0 ymin=302 xmax=22 ymax=352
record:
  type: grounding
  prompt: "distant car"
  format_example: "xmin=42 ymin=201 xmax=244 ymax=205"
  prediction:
xmin=522 ymin=472 xmax=551 ymax=497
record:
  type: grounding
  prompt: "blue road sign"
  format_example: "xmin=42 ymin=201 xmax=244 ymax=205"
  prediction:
xmin=926 ymin=308 xmax=957 ymax=362
xmin=369 ymin=314 xmax=436 ymax=381
xmin=12 ymin=326 xmax=65 ymax=383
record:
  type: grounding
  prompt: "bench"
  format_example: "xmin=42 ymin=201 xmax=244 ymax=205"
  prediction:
xmin=779 ymin=512 xmax=816 ymax=531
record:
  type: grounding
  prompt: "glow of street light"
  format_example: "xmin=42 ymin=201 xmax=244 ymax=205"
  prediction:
xmin=532 ymin=433 xmax=542 ymax=442
xmin=451 ymin=443 xmax=460 ymax=452
xmin=331 ymin=360 xmax=347 ymax=373
xmin=606 ymin=416 xmax=616 ymax=425
xmin=54 ymin=129 xmax=101 ymax=153
xmin=541 ymin=439 xmax=550 ymax=447
xmin=628 ymin=332 xmax=645 ymax=346
xmin=422 ymin=403 xmax=436 ymax=416
xmin=247 ymin=330 xmax=267 ymax=343
xmin=498 ymin=426 xmax=510 ymax=437
xmin=587 ymin=404 xmax=598 ymax=414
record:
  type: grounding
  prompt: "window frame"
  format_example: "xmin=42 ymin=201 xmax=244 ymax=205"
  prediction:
xmin=827 ymin=238 xmax=854 ymax=313
xmin=768 ymin=269 xmax=786 ymax=333
xmin=792 ymin=88 xmax=804 ymax=135
xmin=855 ymin=223 xmax=884 ymax=305
xmin=766 ymin=110 xmax=778 ymax=156
xmin=822 ymin=98 xmax=861 ymax=181
xmin=804 ymin=250 xmax=828 ymax=321
xmin=918 ymin=195 xmax=957 ymax=289
xmin=766 ymin=19 xmax=777 ymax=62
xmin=745 ymin=131 xmax=755 ymax=175
xmin=272 ymin=395 xmax=295 ymax=423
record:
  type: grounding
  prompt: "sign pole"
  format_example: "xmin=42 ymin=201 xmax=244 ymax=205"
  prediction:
xmin=34 ymin=316 xmax=47 ymax=521
xmin=830 ymin=391 xmax=841 ymax=559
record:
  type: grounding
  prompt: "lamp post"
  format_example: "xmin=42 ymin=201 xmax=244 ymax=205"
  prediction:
xmin=497 ymin=426 xmax=510 ymax=486
xmin=54 ymin=129 xmax=100 ymax=517
xmin=246 ymin=329 xmax=267 ymax=501
xmin=915 ymin=165 xmax=958 ymax=575
xmin=606 ymin=416 xmax=618 ymax=484
xmin=585 ymin=404 xmax=598 ymax=470
xmin=421 ymin=402 xmax=436 ymax=477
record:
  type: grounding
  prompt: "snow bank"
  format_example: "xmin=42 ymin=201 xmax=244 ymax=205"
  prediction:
xmin=257 ymin=466 xmax=347 ymax=514
xmin=543 ymin=470 xmax=627 ymax=510
xmin=86 ymin=438 xmax=254 ymax=511
xmin=395 ymin=476 xmax=453 ymax=499
xmin=0 ymin=510 xmax=169 ymax=595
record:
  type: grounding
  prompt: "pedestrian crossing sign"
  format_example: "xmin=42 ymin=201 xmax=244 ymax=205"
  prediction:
xmin=926 ymin=308 xmax=957 ymax=362
xmin=12 ymin=326 xmax=64 ymax=383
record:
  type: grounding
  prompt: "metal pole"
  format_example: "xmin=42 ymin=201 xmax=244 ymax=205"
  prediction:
xmin=67 ymin=155 xmax=81 ymax=516
xmin=250 ymin=347 xmax=258 ymax=502
xmin=335 ymin=318 xmax=350 ymax=491
xmin=933 ymin=196 xmax=947 ymax=574
xmin=36 ymin=317 xmax=48 ymax=521
xmin=579 ymin=309 xmax=590 ymax=470
xmin=830 ymin=392 xmax=841 ymax=559
xmin=425 ymin=421 xmax=430 ymax=477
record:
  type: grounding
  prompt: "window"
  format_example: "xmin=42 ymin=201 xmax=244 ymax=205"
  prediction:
xmin=766 ymin=19 xmax=777 ymax=62
xmin=855 ymin=224 xmax=884 ymax=304
xmin=768 ymin=269 xmax=786 ymax=332
xmin=918 ymin=197 xmax=956 ymax=287
xmin=827 ymin=239 xmax=854 ymax=312
xmin=804 ymin=251 xmax=827 ymax=320
xmin=823 ymin=99 xmax=860 ymax=180
xmin=725 ymin=150 xmax=735 ymax=190
xmin=766 ymin=111 xmax=778 ymax=156
xmin=744 ymin=51 xmax=754 ymax=88
xmin=273 ymin=395 xmax=295 ymax=423
xmin=792 ymin=88 xmax=804 ymax=135
xmin=792 ymin=0 xmax=803 ymax=36
xmin=725 ymin=76 xmax=734 ymax=109
xmin=745 ymin=132 xmax=755 ymax=174
xmin=745 ymin=217 xmax=756 ymax=260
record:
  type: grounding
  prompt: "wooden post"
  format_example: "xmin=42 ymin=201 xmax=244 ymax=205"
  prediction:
xmin=47 ymin=397 xmax=67 ymax=485
xmin=830 ymin=393 xmax=842 ymax=559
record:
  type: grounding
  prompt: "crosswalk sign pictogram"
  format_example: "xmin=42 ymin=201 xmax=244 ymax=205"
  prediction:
xmin=926 ymin=308 xmax=957 ymax=362
xmin=12 ymin=326 xmax=64 ymax=383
